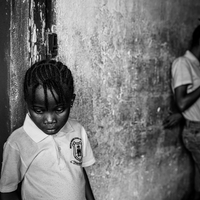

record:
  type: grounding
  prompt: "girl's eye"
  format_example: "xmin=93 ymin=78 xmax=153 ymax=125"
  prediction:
xmin=33 ymin=108 xmax=44 ymax=114
xmin=56 ymin=107 xmax=65 ymax=113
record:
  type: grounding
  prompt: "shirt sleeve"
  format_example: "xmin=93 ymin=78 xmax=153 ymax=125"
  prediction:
xmin=0 ymin=142 xmax=22 ymax=193
xmin=81 ymin=127 xmax=96 ymax=168
xmin=171 ymin=57 xmax=193 ymax=90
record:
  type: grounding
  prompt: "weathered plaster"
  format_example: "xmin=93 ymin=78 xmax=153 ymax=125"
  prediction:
xmin=29 ymin=0 xmax=46 ymax=64
xmin=57 ymin=0 xmax=200 ymax=199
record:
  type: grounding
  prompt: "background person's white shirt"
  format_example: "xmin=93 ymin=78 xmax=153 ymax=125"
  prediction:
xmin=172 ymin=50 xmax=200 ymax=121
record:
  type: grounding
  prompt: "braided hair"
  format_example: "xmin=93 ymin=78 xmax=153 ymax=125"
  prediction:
xmin=191 ymin=25 xmax=200 ymax=48
xmin=24 ymin=60 xmax=74 ymax=108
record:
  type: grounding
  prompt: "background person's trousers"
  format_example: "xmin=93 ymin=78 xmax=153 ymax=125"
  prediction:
xmin=183 ymin=120 xmax=200 ymax=192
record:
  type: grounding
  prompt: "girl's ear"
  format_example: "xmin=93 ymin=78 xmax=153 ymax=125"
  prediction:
xmin=70 ymin=94 xmax=76 ymax=108
xmin=72 ymin=94 xmax=76 ymax=101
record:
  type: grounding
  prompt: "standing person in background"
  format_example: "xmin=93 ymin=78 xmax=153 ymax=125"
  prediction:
xmin=164 ymin=25 xmax=200 ymax=200
xmin=0 ymin=60 xmax=96 ymax=200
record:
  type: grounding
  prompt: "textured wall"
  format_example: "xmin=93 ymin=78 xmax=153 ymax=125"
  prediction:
xmin=55 ymin=0 xmax=200 ymax=199
xmin=9 ymin=0 xmax=30 ymax=131
xmin=10 ymin=0 xmax=48 ymax=131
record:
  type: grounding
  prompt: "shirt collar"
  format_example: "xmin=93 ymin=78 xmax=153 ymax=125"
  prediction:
xmin=23 ymin=114 xmax=74 ymax=143
xmin=185 ymin=50 xmax=200 ymax=66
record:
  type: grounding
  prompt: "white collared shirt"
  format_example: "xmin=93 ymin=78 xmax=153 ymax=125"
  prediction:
xmin=0 ymin=114 xmax=95 ymax=200
xmin=172 ymin=50 xmax=200 ymax=121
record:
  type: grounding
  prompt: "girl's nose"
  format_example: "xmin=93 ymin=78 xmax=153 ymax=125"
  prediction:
xmin=44 ymin=113 xmax=56 ymax=124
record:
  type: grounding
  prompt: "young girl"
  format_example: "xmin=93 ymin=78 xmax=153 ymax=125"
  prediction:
xmin=0 ymin=60 xmax=96 ymax=200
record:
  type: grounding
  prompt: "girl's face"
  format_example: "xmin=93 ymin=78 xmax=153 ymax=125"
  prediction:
xmin=27 ymin=85 xmax=74 ymax=135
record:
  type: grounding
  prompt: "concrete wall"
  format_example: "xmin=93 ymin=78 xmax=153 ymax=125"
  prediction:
xmin=55 ymin=0 xmax=200 ymax=199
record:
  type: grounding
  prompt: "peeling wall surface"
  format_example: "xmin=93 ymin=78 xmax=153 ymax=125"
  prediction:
xmin=55 ymin=0 xmax=200 ymax=199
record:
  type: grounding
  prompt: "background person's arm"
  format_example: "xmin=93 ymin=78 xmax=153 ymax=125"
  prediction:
xmin=163 ymin=112 xmax=184 ymax=128
xmin=175 ymin=84 xmax=200 ymax=112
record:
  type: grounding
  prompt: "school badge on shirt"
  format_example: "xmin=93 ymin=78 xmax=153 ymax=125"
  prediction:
xmin=70 ymin=137 xmax=82 ymax=166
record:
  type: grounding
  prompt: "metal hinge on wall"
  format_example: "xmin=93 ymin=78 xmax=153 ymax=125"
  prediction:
xmin=46 ymin=32 xmax=58 ymax=59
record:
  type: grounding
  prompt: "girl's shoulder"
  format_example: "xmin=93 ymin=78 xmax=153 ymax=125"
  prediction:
xmin=67 ymin=118 xmax=87 ymax=135
xmin=6 ymin=126 xmax=35 ymax=149
xmin=67 ymin=118 xmax=83 ymax=128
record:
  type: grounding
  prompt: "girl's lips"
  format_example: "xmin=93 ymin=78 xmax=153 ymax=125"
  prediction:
xmin=46 ymin=125 xmax=56 ymax=130
xmin=45 ymin=128 xmax=57 ymax=134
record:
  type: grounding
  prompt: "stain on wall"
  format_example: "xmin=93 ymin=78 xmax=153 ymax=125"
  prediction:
xmin=55 ymin=0 xmax=200 ymax=199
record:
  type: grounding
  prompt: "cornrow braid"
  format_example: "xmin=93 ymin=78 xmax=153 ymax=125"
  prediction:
xmin=24 ymin=59 xmax=74 ymax=108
